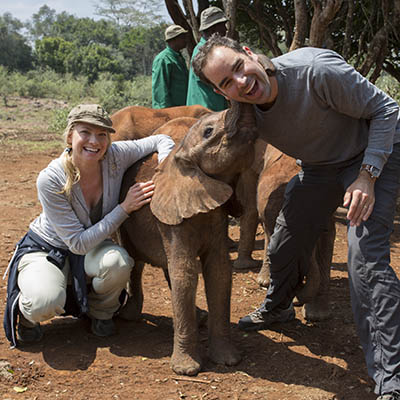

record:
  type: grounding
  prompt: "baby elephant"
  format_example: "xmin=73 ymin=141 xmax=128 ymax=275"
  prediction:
xmin=118 ymin=101 xmax=257 ymax=376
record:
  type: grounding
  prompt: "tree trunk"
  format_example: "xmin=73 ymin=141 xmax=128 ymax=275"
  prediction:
xmin=342 ymin=0 xmax=354 ymax=59
xmin=238 ymin=0 xmax=282 ymax=56
xmin=222 ymin=0 xmax=239 ymax=39
xmin=289 ymin=0 xmax=309 ymax=51
xmin=182 ymin=0 xmax=200 ymax=42
xmin=309 ymin=0 xmax=343 ymax=48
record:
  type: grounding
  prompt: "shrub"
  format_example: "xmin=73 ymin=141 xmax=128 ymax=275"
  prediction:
xmin=0 ymin=66 xmax=14 ymax=106
xmin=58 ymin=74 xmax=89 ymax=102
xmin=48 ymin=107 xmax=70 ymax=134
xmin=90 ymin=73 xmax=151 ymax=113
xmin=124 ymin=75 xmax=152 ymax=108
xmin=376 ymin=74 xmax=400 ymax=103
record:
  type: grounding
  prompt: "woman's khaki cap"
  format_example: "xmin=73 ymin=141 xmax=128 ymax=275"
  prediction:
xmin=165 ymin=25 xmax=188 ymax=41
xmin=67 ymin=104 xmax=115 ymax=133
xmin=199 ymin=6 xmax=228 ymax=31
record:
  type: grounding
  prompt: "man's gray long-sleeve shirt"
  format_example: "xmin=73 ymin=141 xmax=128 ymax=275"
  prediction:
xmin=255 ymin=47 xmax=400 ymax=172
xmin=30 ymin=135 xmax=175 ymax=255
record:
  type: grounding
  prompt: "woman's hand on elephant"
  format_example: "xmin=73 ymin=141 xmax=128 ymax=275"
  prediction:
xmin=343 ymin=171 xmax=375 ymax=227
xmin=120 ymin=180 xmax=155 ymax=214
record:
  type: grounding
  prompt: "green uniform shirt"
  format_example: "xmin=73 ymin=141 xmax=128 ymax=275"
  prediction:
xmin=186 ymin=37 xmax=228 ymax=111
xmin=152 ymin=46 xmax=189 ymax=109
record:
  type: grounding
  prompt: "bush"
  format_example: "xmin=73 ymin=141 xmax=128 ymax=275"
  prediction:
xmin=376 ymin=73 xmax=400 ymax=104
xmin=48 ymin=107 xmax=70 ymax=134
xmin=58 ymin=74 xmax=89 ymax=102
xmin=123 ymin=75 xmax=152 ymax=108
xmin=0 ymin=66 xmax=14 ymax=106
xmin=90 ymin=73 xmax=151 ymax=113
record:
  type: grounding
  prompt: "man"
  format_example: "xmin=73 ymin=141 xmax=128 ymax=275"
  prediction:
xmin=152 ymin=25 xmax=189 ymax=109
xmin=186 ymin=7 xmax=228 ymax=111
xmin=192 ymin=34 xmax=400 ymax=400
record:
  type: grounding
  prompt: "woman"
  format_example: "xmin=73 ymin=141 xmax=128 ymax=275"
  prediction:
xmin=4 ymin=104 xmax=175 ymax=347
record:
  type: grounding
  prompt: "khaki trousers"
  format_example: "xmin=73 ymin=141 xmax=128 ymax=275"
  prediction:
xmin=17 ymin=239 xmax=134 ymax=323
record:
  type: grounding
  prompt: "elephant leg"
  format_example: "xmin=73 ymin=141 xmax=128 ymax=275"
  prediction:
xmin=163 ymin=262 xmax=208 ymax=328
xmin=116 ymin=226 xmax=144 ymax=321
xmin=167 ymin=253 xmax=202 ymax=376
xmin=302 ymin=216 xmax=336 ymax=321
xmin=295 ymin=247 xmax=321 ymax=305
xmin=201 ymin=244 xmax=241 ymax=367
xmin=256 ymin=225 xmax=271 ymax=287
xmin=118 ymin=261 xmax=144 ymax=321
xmin=234 ymin=169 xmax=261 ymax=270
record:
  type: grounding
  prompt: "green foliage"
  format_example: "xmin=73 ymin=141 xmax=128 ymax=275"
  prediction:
xmin=91 ymin=72 xmax=151 ymax=113
xmin=120 ymin=24 xmax=166 ymax=76
xmin=0 ymin=13 xmax=33 ymax=71
xmin=376 ymin=74 xmax=400 ymax=104
xmin=48 ymin=107 xmax=70 ymax=134
xmin=26 ymin=5 xmax=57 ymax=41
xmin=0 ymin=66 xmax=14 ymax=106
xmin=65 ymin=44 xmax=125 ymax=83
xmin=58 ymin=74 xmax=89 ymax=102
xmin=95 ymin=0 xmax=165 ymax=27
xmin=35 ymin=37 xmax=75 ymax=73
xmin=52 ymin=16 xmax=120 ymax=47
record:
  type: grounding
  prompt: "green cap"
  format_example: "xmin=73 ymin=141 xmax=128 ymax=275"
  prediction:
xmin=67 ymin=104 xmax=115 ymax=133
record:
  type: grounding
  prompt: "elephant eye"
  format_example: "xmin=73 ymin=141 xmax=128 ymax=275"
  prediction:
xmin=203 ymin=127 xmax=213 ymax=139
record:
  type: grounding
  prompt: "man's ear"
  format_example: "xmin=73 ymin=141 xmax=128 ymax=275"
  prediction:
xmin=213 ymin=87 xmax=229 ymax=99
xmin=242 ymin=46 xmax=252 ymax=56
xmin=243 ymin=46 xmax=258 ymax=62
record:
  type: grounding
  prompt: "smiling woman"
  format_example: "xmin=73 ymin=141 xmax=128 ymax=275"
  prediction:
xmin=3 ymin=103 xmax=175 ymax=347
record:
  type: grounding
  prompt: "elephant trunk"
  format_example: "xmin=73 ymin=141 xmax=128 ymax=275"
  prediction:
xmin=225 ymin=101 xmax=257 ymax=140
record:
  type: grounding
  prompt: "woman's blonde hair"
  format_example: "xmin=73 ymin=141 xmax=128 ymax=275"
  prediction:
xmin=60 ymin=122 xmax=111 ymax=199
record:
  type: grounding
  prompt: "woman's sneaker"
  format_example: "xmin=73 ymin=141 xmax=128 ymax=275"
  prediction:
xmin=91 ymin=318 xmax=116 ymax=337
xmin=17 ymin=314 xmax=43 ymax=343
xmin=238 ymin=304 xmax=295 ymax=331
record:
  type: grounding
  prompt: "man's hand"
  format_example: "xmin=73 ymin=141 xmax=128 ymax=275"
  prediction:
xmin=343 ymin=170 xmax=376 ymax=226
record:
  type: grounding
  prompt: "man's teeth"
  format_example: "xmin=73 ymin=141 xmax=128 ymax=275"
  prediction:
xmin=245 ymin=80 xmax=255 ymax=95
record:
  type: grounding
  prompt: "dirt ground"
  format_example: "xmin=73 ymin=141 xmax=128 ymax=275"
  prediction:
xmin=1 ymin=98 xmax=400 ymax=400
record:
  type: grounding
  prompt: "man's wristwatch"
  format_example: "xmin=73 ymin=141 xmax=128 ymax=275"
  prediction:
xmin=360 ymin=164 xmax=380 ymax=180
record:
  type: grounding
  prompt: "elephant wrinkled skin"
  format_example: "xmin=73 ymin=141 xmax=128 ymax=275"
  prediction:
xmin=117 ymin=102 xmax=257 ymax=376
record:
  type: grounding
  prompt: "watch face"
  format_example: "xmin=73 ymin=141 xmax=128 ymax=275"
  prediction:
xmin=362 ymin=164 xmax=380 ymax=178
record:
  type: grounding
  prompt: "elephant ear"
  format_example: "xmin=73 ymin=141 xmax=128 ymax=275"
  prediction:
xmin=150 ymin=146 xmax=233 ymax=225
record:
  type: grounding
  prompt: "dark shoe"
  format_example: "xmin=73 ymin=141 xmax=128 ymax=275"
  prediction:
xmin=238 ymin=304 xmax=295 ymax=331
xmin=17 ymin=314 xmax=43 ymax=343
xmin=377 ymin=390 xmax=400 ymax=400
xmin=91 ymin=318 xmax=116 ymax=337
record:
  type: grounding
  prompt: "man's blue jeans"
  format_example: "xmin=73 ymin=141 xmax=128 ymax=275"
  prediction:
xmin=260 ymin=143 xmax=400 ymax=394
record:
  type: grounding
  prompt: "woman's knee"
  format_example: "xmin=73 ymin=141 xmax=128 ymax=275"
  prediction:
xmin=87 ymin=245 xmax=134 ymax=292
xmin=19 ymin=286 xmax=66 ymax=324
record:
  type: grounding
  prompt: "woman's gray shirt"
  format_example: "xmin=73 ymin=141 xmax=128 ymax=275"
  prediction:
xmin=255 ymin=47 xmax=400 ymax=172
xmin=29 ymin=135 xmax=175 ymax=255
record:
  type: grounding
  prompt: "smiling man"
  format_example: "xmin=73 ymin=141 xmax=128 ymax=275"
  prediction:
xmin=193 ymin=34 xmax=400 ymax=400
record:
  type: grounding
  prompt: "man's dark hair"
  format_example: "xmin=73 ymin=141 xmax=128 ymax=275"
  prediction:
xmin=192 ymin=33 xmax=275 ymax=90
xmin=192 ymin=34 xmax=247 ymax=89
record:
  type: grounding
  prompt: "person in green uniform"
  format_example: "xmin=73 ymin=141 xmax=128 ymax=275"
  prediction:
xmin=186 ymin=7 xmax=228 ymax=111
xmin=152 ymin=25 xmax=189 ymax=109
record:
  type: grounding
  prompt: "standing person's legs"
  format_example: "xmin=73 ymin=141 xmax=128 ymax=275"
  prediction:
xmin=344 ymin=145 xmax=400 ymax=396
xmin=239 ymin=166 xmax=343 ymax=330
xmin=84 ymin=239 xmax=134 ymax=336
xmin=17 ymin=251 xmax=69 ymax=341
